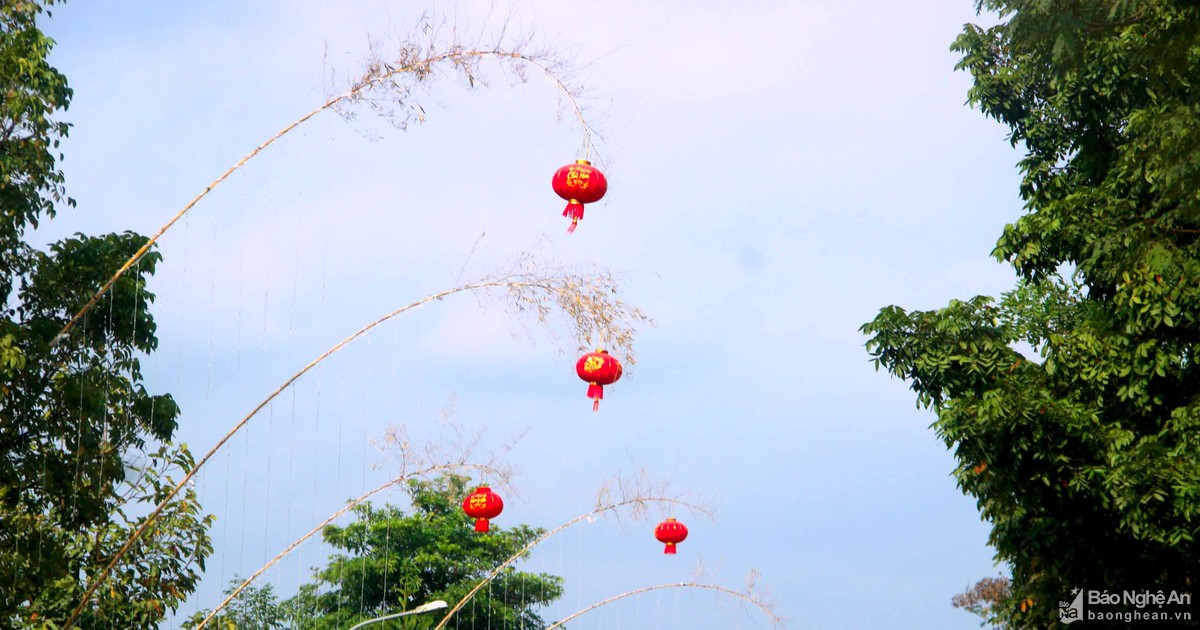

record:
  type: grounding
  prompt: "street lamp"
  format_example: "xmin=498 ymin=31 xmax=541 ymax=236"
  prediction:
xmin=347 ymin=600 xmax=450 ymax=629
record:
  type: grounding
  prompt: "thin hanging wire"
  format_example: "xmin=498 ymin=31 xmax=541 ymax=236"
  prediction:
xmin=94 ymin=291 xmax=116 ymax=529
xmin=238 ymin=411 xmax=252 ymax=571
xmin=558 ymin=521 xmax=565 ymax=627
xmin=576 ymin=521 xmax=584 ymax=616
xmin=174 ymin=193 xmax=191 ymax=391
xmin=219 ymin=428 xmax=233 ymax=587
xmin=275 ymin=127 xmax=302 ymax=585
xmin=210 ymin=189 xmax=231 ymax=590
xmin=381 ymin=510 xmax=392 ymax=614
xmin=71 ymin=312 xmax=88 ymax=522
xmin=305 ymin=364 xmax=323 ymax=575
xmin=305 ymin=127 xmax=333 ymax=581
xmin=334 ymin=362 xmax=348 ymax=626
xmin=262 ymin=402 xmax=274 ymax=567
xmin=204 ymin=186 xmax=219 ymax=397
xmin=234 ymin=167 xmax=250 ymax=369
xmin=334 ymin=544 xmax=344 ymax=623
xmin=288 ymin=129 xmax=305 ymax=336
xmin=470 ymin=581 xmax=476 ymax=630
xmin=675 ymin=585 xmax=681 ymax=630
xmin=381 ymin=309 xmax=402 ymax=616
xmin=260 ymin=140 xmax=278 ymax=355
xmin=357 ymin=359 xmax=371 ymax=621
xmin=192 ymin=448 xmax=209 ymax=622
xmin=285 ymin=387 xmax=297 ymax=579
xmin=539 ymin=539 xmax=547 ymax=629
xmin=334 ymin=356 xmax=347 ymax=501
xmin=130 ymin=255 xmax=154 ymax=621
xmin=634 ymin=577 xmax=642 ymax=630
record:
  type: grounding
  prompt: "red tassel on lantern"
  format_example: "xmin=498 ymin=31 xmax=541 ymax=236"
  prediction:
xmin=552 ymin=160 xmax=608 ymax=233
xmin=462 ymin=486 xmax=504 ymax=533
xmin=576 ymin=350 xmax=623 ymax=411
xmin=654 ymin=517 xmax=688 ymax=555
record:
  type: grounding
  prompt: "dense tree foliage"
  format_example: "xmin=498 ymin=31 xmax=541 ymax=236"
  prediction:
xmin=285 ymin=475 xmax=563 ymax=629
xmin=864 ymin=0 xmax=1200 ymax=626
xmin=1 ymin=2 xmax=212 ymax=627
xmin=183 ymin=578 xmax=289 ymax=630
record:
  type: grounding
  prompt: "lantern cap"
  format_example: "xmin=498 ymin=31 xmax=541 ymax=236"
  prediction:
xmin=575 ymin=159 xmax=592 ymax=165
xmin=475 ymin=485 xmax=491 ymax=492
xmin=664 ymin=517 xmax=677 ymax=522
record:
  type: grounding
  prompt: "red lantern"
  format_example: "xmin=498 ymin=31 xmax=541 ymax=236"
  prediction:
xmin=552 ymin=159 xmax=608 ymax=233
xmin=654 ymin=517 xmax=688 ymax=554
xmin=462 ymin=486 xmax=504 ymax=532
xmin=576 ymin=350 xmax=623 ymax=412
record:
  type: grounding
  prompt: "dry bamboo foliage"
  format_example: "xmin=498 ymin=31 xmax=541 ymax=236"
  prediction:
xmin=489 ymin=254 xmax=653 ymax=367
xmin=327 ymin=13 xmax=600 ymax=160
xmin=595 ymin=465 xmax=714 ymax=526
xmin=951 ymin=575 xmax=1012 ymax=621
xmin=370 ymin=397 xmax=526 ymax=495
xmin=688 ymin=564 xmax=783 ymax=625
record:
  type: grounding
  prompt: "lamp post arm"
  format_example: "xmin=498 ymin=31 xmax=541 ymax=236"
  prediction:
xmin=348 ymin=601 xmax=449 ymax=630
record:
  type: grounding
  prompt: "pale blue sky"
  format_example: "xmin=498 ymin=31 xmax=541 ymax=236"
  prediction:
xmin=43 ymin=1 xmax=1021 ymax=627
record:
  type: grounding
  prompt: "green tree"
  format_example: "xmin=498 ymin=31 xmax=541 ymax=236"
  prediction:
xmin=183 ymin=577 xmax=289 ymax=630
xmin=863 ymin=1 xmax=1200 ymax=627
xmin=286 ymin=475 xmax=563 ymax=629
xmin=1 ymin=2 xmax=212 ymax=627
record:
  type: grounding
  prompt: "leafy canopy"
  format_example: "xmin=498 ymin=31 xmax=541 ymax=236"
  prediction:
xmin=183 ymin=578 xmax=289 ymax=630
xmin=285 ymin=474 xmax=563 ymax=629
xmin=1 ymin=2 xmax=212 ymax=627
xmin=863 ymin=0 xmax=1200 ymax=626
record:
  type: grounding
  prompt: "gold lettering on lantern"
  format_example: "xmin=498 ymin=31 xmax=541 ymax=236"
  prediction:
xmin=566 ymin=167 xmax=591 ymax=190
xmin=583 ymin=356 xmax=605 ymax=373
xmin=470 ymin=495 xmax=489 ymax=508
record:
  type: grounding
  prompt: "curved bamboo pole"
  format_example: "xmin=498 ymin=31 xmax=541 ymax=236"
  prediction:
xmin=545 ymin=582 xmax=783 ymax=629
xmin=51 ymin=47 xmax=595 ymax=348
xmin=61 ymin=280 xmax=512 ymax=629
xmin=431 ymin=497 xmax=712 ymax=630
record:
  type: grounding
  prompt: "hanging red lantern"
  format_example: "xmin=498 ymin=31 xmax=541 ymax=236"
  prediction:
xmin=576 ymin=349 xmax=623 ymax=411
xmin=654 ymin=517 xmax=688 ymax=555
xmin=552 ymin=159 xmax=608 ymax=233
xmin=462 ymin=486 xmax=504 ymax=532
